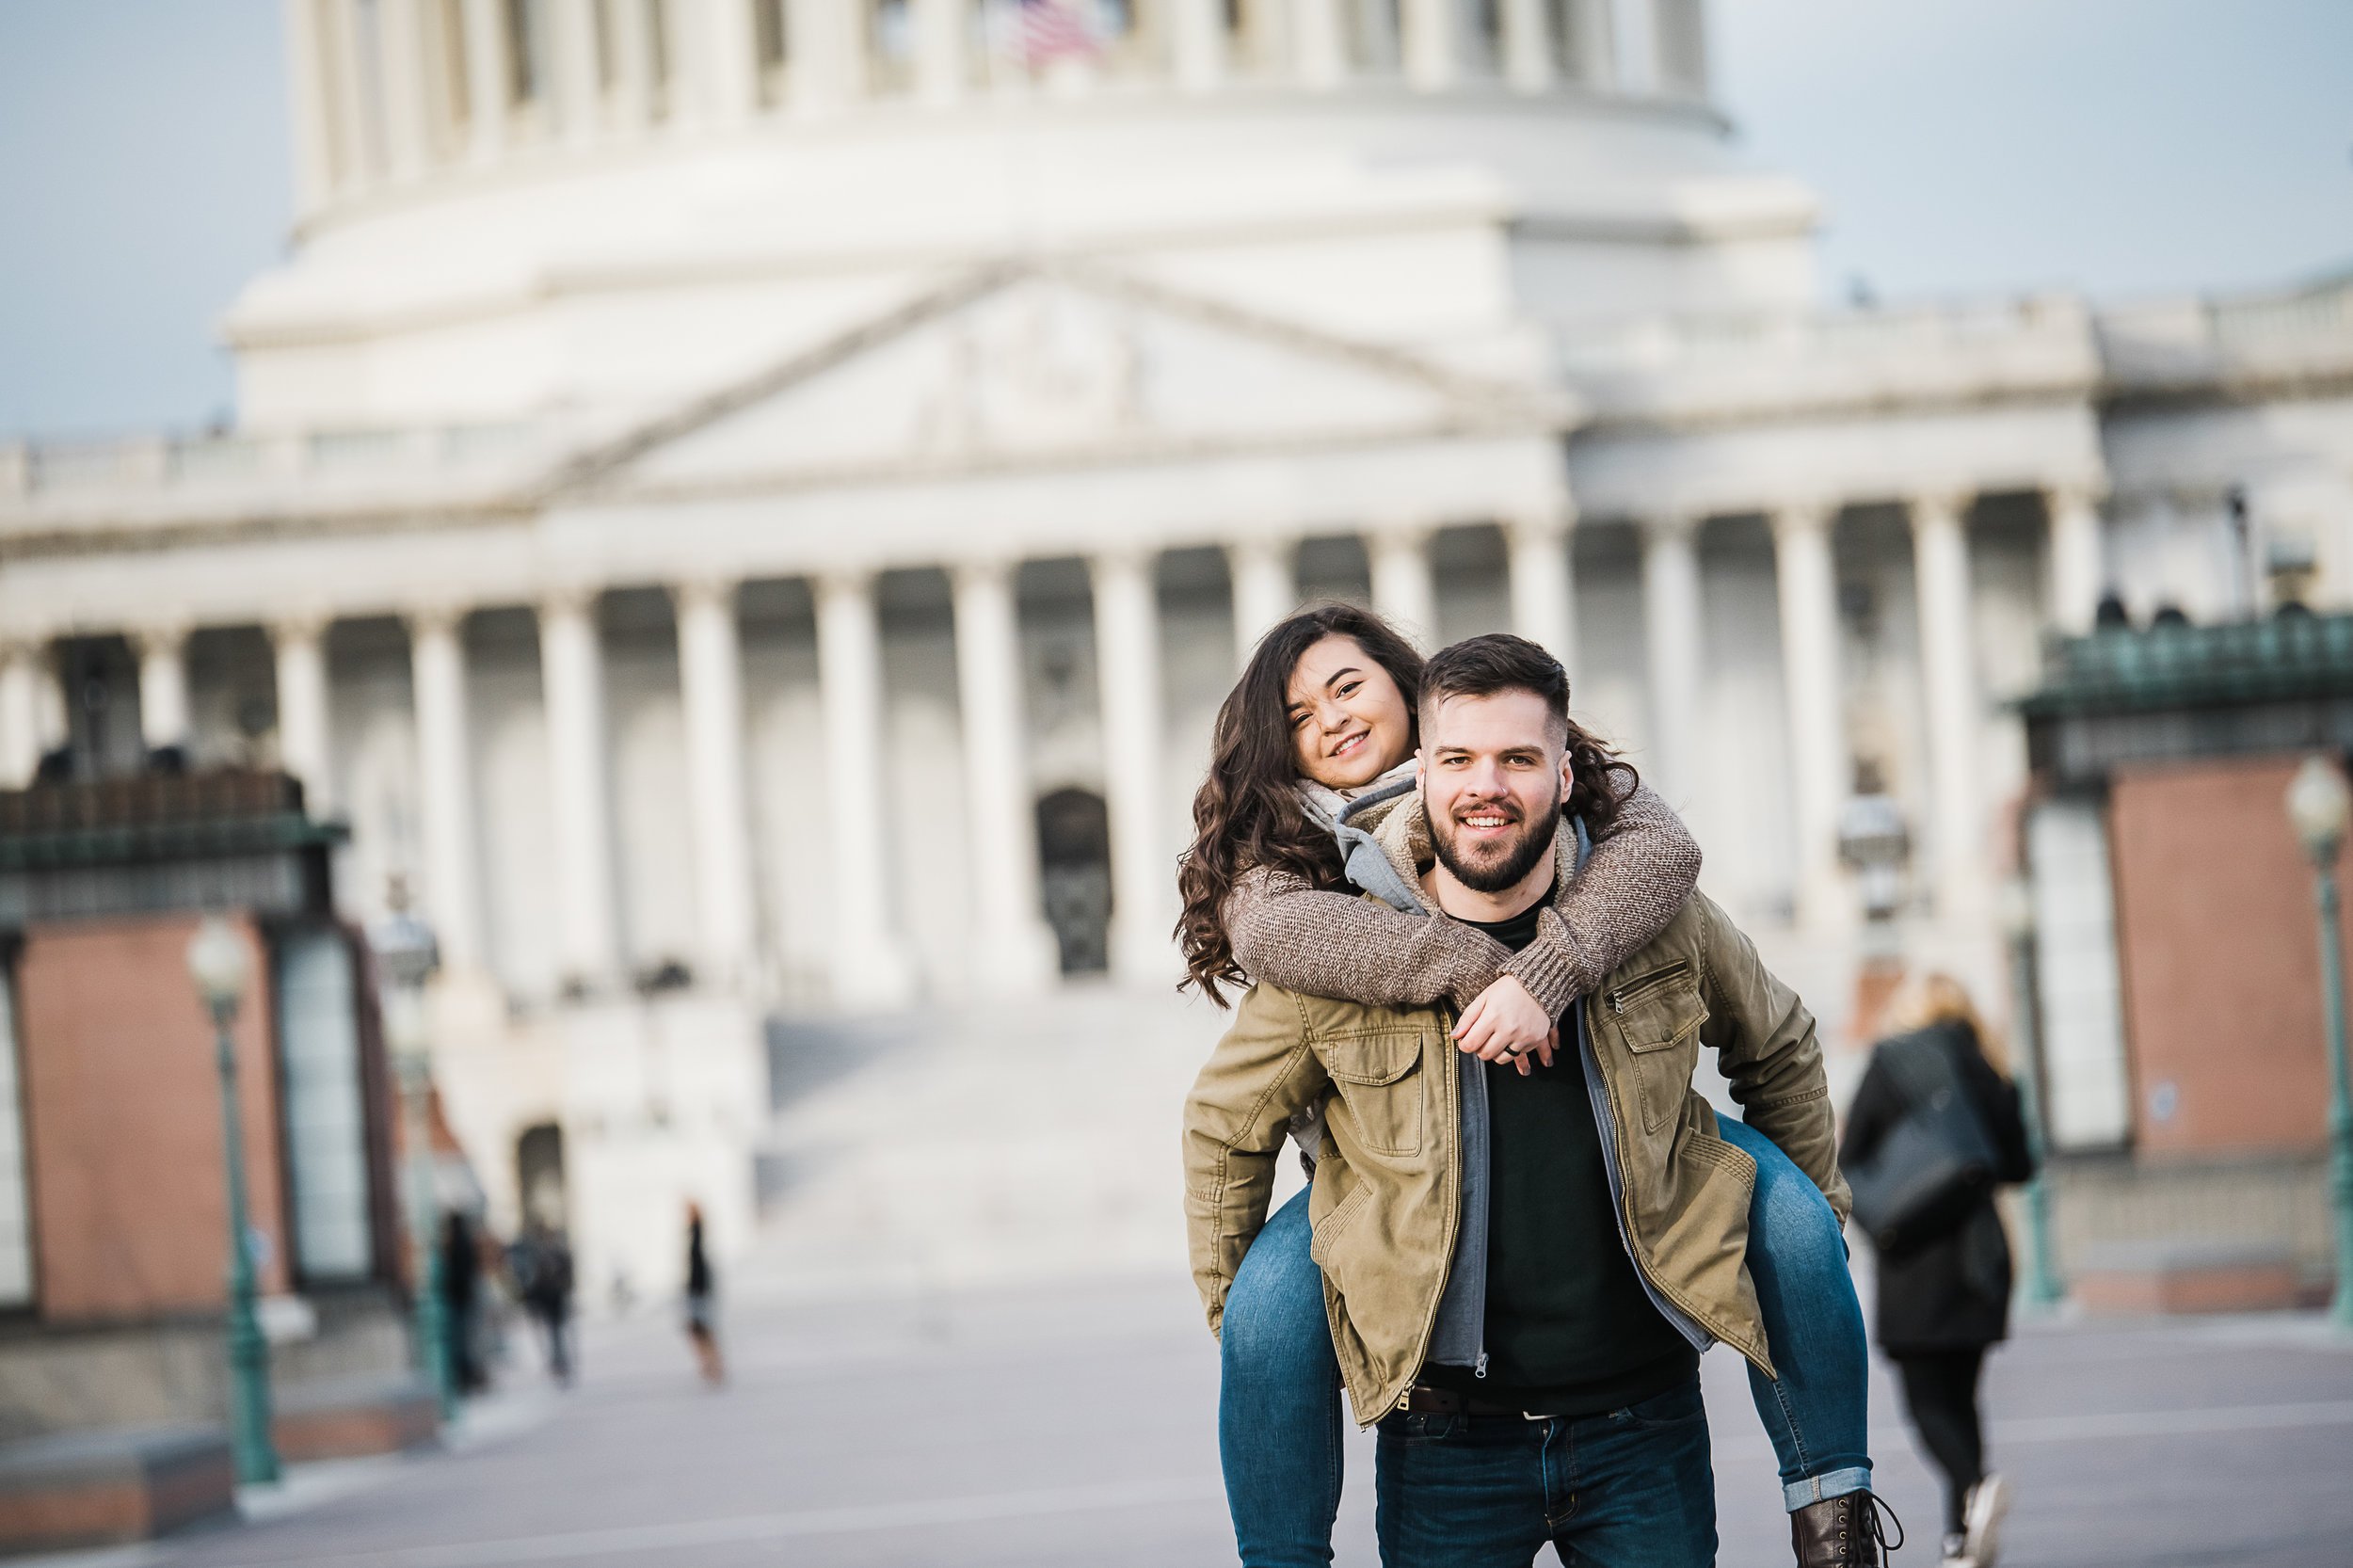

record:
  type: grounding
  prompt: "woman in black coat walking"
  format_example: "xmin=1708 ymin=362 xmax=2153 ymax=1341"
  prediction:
xmin=1842 ymin=975 xmax=2036 ymax=1568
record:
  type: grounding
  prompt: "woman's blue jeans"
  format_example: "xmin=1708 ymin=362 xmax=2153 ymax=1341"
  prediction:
xmin=1217 ymin=1120 xmax=1871 ymax=1567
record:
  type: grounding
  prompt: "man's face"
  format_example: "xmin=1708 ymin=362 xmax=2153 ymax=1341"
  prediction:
xmin=1420 ymin=689 xmax=1570 ymax=895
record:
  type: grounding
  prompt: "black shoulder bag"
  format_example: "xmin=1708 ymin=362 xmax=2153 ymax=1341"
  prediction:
xmin=1846 ymin=1032 xmax=1998 ymax=1256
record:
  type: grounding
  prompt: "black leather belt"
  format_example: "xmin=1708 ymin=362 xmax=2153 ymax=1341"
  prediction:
xmin=1394 ymin=1384 xmax=1545 ymax=1418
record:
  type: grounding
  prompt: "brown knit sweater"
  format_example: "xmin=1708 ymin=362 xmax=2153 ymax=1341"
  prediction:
xmin=1223 ymin=780 xmax=1701 ymax=1015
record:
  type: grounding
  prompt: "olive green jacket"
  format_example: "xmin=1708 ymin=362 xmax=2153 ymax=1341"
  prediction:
xmin=1182 ymin=805 xmax=1849 ymax=1428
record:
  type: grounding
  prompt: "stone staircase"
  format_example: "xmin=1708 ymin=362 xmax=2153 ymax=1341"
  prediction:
xmin=731 ymin=983 xmax=1277 ymax=1304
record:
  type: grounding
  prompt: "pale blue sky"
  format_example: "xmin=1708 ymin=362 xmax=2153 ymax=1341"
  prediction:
xmin=1 ymin=0 xmax=2348 ymax=437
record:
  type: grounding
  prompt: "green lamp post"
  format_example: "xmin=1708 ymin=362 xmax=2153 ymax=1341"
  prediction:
xmin=186 ymin=916 xmax=281 ymax=1486
xmin=2285 ymin=755 xmax=2353 ymax=1331
xmin=1998 ymin=875 xmax=2065 ymax=1311
xmin=369 ymin=883 xmax=456 ymax=1417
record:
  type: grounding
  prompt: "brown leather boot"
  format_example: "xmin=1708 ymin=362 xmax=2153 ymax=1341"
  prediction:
xmin=1791 ymin=1491 xmax=1904 ymax=1567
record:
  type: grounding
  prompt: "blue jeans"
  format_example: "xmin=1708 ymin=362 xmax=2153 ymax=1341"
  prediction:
xmin=1217 ymin=1124 xmax=1871 ymax=1565
xmin=1375 ymin=1378 xmax=1716 ymax=1568
xmin=1221 ymin=1185 xmax=1345 ymax=1566
xmin=1714 ymin=1118 xmax=1874 ymax=1510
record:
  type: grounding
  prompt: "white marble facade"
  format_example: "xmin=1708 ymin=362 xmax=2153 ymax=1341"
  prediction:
xmin=4 ymin=0 xmax=2351 ymax=1293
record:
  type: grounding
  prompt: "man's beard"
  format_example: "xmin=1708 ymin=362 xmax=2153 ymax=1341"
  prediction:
xmin=1430 ymin=785 xmax=1562 ymax=895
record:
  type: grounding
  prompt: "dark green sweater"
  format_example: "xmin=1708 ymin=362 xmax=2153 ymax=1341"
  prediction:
xmin=1422 ymin=882 xmax=1698 ymax=1416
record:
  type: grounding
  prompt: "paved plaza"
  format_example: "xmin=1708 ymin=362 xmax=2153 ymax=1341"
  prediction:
xmin=45 ymin=1276 xmax=2353 ymax=1568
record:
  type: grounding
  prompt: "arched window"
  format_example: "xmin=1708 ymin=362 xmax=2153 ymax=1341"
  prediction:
xmin=1654 ymin=0 xmax=1706 ymax=94
xmin=1343 ymin=0 xmax=1401 ymax=73
xmin=502 ymin=0 xmax=544 ymax=108
xmin=752 ymin=0 xmax=788 ymax=104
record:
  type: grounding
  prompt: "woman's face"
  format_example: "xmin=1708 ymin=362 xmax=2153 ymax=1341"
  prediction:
xmin=1287 ymin=634 xmax=1413 ymax=790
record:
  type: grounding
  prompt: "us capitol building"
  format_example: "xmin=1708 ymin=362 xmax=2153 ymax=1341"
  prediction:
xmin=2 ymin=0 xmax=2346 ymax=1296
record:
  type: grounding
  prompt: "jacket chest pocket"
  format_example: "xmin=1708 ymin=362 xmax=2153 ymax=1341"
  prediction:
xmin=1606 ymin=964 xmax=1706 ymax=1136
xmin=1321 ymin=1029 xmax=1428 ymax=1159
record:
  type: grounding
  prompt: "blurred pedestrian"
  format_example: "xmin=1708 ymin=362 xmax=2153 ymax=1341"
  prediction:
xmin=683 ymin=1202 xmax=724 ymax=1386
xmin=1841 ymin=975 xmax=2036 ymax=1568
xmin=512 ymin=1224 xmax=577 ymax=1386
xmin=439 ymin=1209 xmax=487 ymax=1392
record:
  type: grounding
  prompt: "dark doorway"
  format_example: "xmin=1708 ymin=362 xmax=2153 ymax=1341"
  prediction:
xmin=1036 ymin=788 xmax=1112 ymax=975
xmin=515 ymin=1122 xmax=568 ymax=1233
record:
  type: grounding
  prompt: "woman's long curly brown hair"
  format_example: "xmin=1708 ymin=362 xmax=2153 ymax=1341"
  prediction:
xmin=1176 ymin=616 xmax=1639 ymax=1006
xmin=1176 ymin=604 xmax=1426 ymax=1004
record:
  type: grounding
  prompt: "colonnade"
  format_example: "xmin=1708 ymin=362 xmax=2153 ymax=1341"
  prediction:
xmin=285 ymin=0 xmax=1700 ymax=213
xmin=0 ymin=481 xmax=2105 ymax=1002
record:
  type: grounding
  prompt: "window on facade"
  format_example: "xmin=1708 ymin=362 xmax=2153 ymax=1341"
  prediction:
xmin=1466 ymin=0 xmax=1503 ymax=74
xmin=503 ymin=0 xmax=543 ymax=107
xmin=869 ymin=0 xmax=914 ymax=91
xmin=1342 ymin=0 xmax=1400 ymax=73
xmin=0 ymin=968 xmax=36 ymax=1309
xmin=1222 ymin=0 xmax=1285 ymax=75
xmin=646 ymin=0 xmax=675 ymax=117
xmin=753 ymin=0 xmax=789 ymax=104
xmin=275 ymin=930 xmax=375 ymax=1283
xmin=1654 ymin=0 xmax=1705 ymax=94
xmin=1546 ymin=0 xmax=1591 ymax=83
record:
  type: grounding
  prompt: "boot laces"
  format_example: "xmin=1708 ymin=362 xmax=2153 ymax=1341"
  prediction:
xmin=1847 ymin=1491 xmax=1905 ymax=1565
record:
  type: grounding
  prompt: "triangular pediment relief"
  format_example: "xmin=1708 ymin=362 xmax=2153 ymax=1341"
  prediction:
xmin=552 ymin=263 xmax=1568 ymax=497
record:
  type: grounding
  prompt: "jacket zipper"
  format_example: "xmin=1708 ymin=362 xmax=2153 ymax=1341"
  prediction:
xmin=1607 ymin=962 xmax=1691 ymax=1016
xmin=1385 ymin=1005 xmax=1467 ymax=1420
xmin=1575 ymin=997 xmax=1715 ymax=1356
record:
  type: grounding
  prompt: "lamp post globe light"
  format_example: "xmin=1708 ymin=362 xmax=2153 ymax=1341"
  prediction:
xmin=1997 ymin=875 xmax=2065 ymax=1310
xmin=2285 ymin=755 xmax=2353 ymax=1330
xmin=185 ymin=916 xmax=280 ymax=1485
xmin=369 ymin=881 xmax=456 ymax=1416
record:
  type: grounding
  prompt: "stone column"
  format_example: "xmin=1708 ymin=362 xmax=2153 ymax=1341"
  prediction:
xmin=408 ymin=608 xmax=485 ymax=970
xmin=461 ymin=0 xmax=510 ymax=159
xmin=283 ymin=0 xmax=340 ymax=206
xmin=815 ymin=571 xmax=916 ymax=1005
xmin=913 ymin=0 xmax=967 ymax=104
xmin=1911 ymin=490 xmax=1984 ymax=918
xmin=1769 ymin=503 xmax=1850 ymax=928
xmin=1092 ymin=552 xmax=1174 ymax=984
xmin=1172 ymin=0 xmax=1226 ymax=91
xmin=607 ymin=0 xmax=655 ymax=129
xmin=272 ymin=617 xmax=337 ymax=817
xmin=377 ymin=0 xmax=435 ymax=176
xmin=1292 ymin=0 xmax=1346 ymax=87
xmin=0 ymin=644 xmax=46 ymax=787
xmin=674 ymin=580 xmax=759 ymax=984
xmin=1501 ymin=0 xmax=1553 ymax=90
xmin=324 ymin=0 xmax=376 ymax=184
xmin=550 ymin=0 xmax=603 ymax=145
xmin=952 ymin=562 xmax=1061 ymax=994
xmin=538 ymin=590 xmax=622 ymax=987
xmin=788 ymin=0 xmax=858 ymax=111
xmin=1608 ymin=0 xmax=1657 ymax=93
xmin=1506 ymin=508 xmax=1576 ymax=665
xmin=1369 ymin=525 xmax=1438 ymax=647
xmin=709 ymin=0 xmax=763 ymax=121
xmin=1402 ymin=0 xmax=1459 ymax=88
xmin=132 ymin=626 xmax=191 ymax=754
xmin=1639 ymin=514 xmax=1703 ymax=806
xmin=2045 ymin=483 xmax=2106 ymax=635
xmin=1227 ymin=537 xmax=1297 ymax=667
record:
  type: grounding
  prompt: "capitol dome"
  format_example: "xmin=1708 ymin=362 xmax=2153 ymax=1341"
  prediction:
xmin=233 ymin=0 xmax=1808 ymax=429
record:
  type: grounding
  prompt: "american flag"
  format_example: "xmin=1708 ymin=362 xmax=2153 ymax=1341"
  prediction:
xmin=1013 ymin=0 xmax=1100 ymax=65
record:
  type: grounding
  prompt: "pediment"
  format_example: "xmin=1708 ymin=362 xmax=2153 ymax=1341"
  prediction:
xmin=560 ymin=264 xmax=1564 ymax=496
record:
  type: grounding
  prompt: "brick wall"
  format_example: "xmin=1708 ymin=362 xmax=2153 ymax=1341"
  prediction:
xmin=16 ymin=914 xmax=291 ymax=1320
xmin=2106 ymin=755 xmax=2345 ymax=1159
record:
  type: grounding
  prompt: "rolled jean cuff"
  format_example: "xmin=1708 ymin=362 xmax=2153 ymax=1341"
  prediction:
xmin=1785 ymin=1465 xmax=1874 ymax=1512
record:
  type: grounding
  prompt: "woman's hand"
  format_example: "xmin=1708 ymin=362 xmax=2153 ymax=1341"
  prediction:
xmin=1454 ymin=974 xmax=1558 ymax=1077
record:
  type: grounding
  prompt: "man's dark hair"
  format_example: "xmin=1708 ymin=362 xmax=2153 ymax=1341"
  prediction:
xmin=1417 ymin=632 xmax=1640 ymax=835
xmin=1418 ymin=633 xmax=1571 ymax=738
